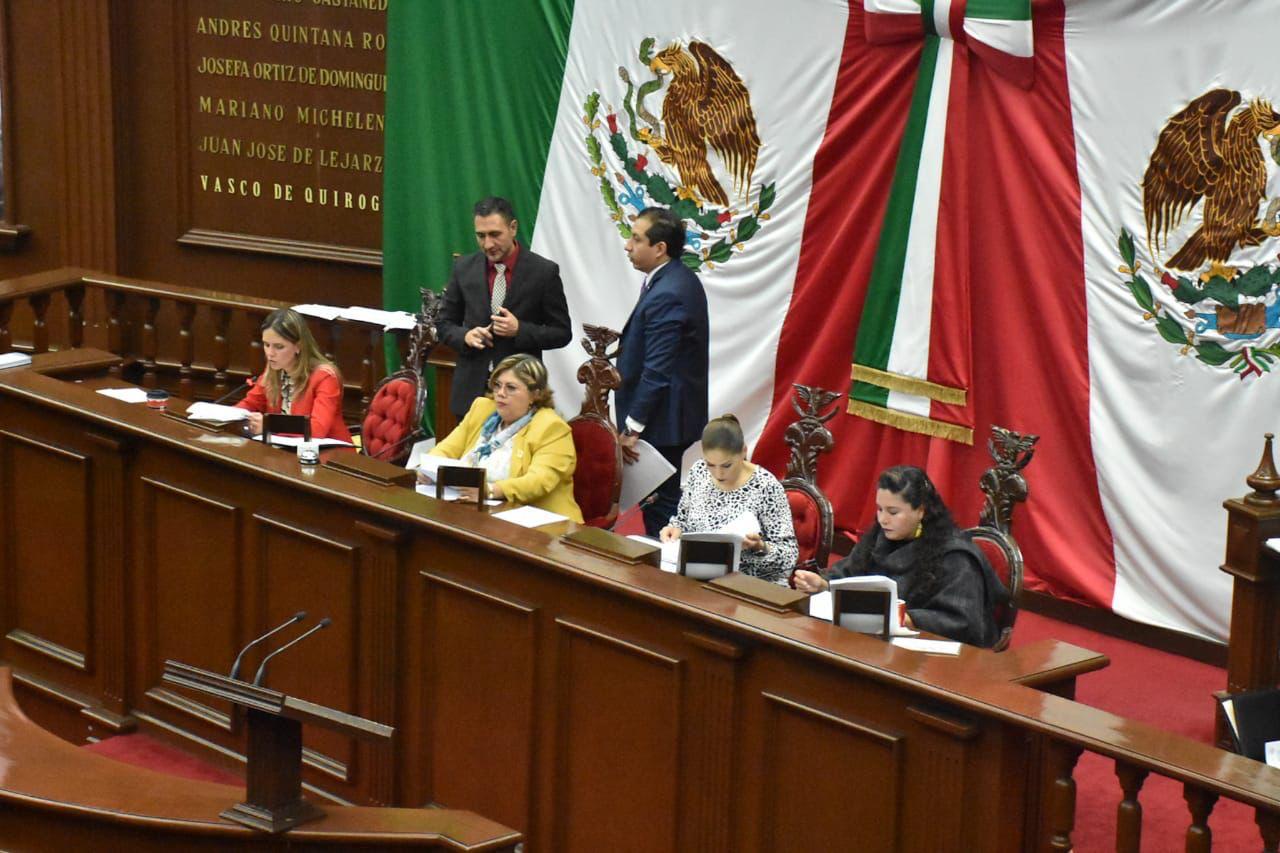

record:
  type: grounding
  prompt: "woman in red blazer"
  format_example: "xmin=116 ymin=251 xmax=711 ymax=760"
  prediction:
xmin=236 ymin=308 xmax=353 ymax=443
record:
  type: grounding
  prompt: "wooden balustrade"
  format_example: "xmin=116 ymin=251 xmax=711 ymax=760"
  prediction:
xmin=0 ymin=267 xmax=410 ymax=415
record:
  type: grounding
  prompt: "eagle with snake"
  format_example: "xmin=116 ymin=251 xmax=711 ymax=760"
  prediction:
xmin=1143 ymin=88 xmax=1280 ymax=280
xmin=640 ymin=41 xmax=760 ymax=209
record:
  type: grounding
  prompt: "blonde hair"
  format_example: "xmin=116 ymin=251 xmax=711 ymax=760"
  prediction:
xmin=258 ymin=308 xmax=337 ymax=407
xmin=488 ymin=354 xmax=554 ymax=409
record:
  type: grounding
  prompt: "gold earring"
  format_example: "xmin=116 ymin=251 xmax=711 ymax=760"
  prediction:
xmin=914 ymin=522 xmax=924 ymax=539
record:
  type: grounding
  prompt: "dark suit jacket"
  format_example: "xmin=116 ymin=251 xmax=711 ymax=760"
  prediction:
xmin=615 ymin=260 xmax=709 ymax=448
xmin=436 ymin=247 xmax=572 ymax=417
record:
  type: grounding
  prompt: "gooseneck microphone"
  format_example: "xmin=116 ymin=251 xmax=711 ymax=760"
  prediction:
xmin=229 ymin=610 xmax=306 ymax=680
xmin=210 ymin=375 xmax=257 ymax=406
xmin=253 ymin=618 xmax=331 ymax=686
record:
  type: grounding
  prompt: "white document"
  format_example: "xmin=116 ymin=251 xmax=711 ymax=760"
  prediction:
xmin=405 ymin=437 xmax=437 ymax=469
xmin=415 ymin=454 xmax=453 ymax=482
xmin=716 ymin=511 xmax=760 ymax=538
xmin=492 ymin=505 xmax=570 ymax=528
xmin=0 ymin=352 xmax=32 ymax=369
xmin=618 ymin=440 xmax=677 ymax=512
xmin=1266 ymin=538 xmax=1280 ymax=557
xmin=1265 ymin=740 xmax=1280 ymax=769
xmin=96 ymin=387 xmax=149 ymax=403
xmin=809 ymin=575 xmax=918 ymax=637
xmin=339 ymin=305 xmax=418 ymax=330
xmin=186 ymin=402 xmax=249 ymax=422
xmin=890 ymin=637 xmax=961 ymax=656
xmin=292 ymin=303 xmax=344 ymax=321
xmin=413 ymin=483 xmax=501 ymax=505
xmin=252 ymin=435 xmax=353 ymax=448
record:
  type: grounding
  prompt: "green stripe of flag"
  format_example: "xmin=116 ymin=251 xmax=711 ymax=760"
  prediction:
xmin=850 ymin=33 xmax=941 ymax=406
xmin=383 ymin=0 xmax=575 ymax=316
xmin=966 ymin=0 xmax=1031 ymax=21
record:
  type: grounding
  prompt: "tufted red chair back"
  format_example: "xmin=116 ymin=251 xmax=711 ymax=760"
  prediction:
xmin=361 ymin=375 xmax=421 ymax=465
xmin=786 ymin=489 xmax=823 ymax=569
xmin=968 ymin=527 xmax=1023 ymax=652
xmin=570 ymin=416 xmax=623 ymax=527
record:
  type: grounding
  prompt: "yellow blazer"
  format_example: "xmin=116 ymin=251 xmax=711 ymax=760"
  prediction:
xmin=430 ymin=397 xmax=583 ymax=523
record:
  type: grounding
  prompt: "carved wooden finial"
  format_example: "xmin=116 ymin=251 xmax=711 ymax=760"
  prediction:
xmin=405 ymin=287 xmax=441 ymax=373
xmin=575 ymin=323 xmax=621 ymax=420
xmin=783 ymin=383 xmax=842 ymax=485
xmin=1244 ymin=433 xmax=1280 ymax=507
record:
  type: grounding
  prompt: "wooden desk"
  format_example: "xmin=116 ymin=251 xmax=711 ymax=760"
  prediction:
xmin=0 ymin=354 xmax=1108 ymax=852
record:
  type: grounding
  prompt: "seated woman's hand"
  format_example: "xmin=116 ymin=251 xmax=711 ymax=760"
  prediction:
xmin=659 ymin=525 xmax=682 ymax=543
xmin=792 ymin=569 xmax=828 ymax=594
xmin=742 ymin=532 xmax=768 ymax=554
xmin=416 ymin=468 xmax=435 ymax=486
xmin=246 ymin=412 xmax=263 ymax=436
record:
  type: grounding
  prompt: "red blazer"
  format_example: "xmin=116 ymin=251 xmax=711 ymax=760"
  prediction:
xmin=236 ymin=365 xmax=353 ymax=443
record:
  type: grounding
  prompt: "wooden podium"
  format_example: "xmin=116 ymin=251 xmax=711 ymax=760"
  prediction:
xmin=163 ymin=660 xmax=393 ymax=833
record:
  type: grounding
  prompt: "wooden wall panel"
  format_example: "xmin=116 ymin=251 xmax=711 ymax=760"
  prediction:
xmin=552 ymin=618 xmax=682 ymax=853
xmin=0 ymin=429 xmax=92 ymax=684
xmin=758 ymin=693 xmax=904 ymax=853
xmin=252 ymin=513 xmax=361 ymax=792
xmin=137 ymin=477 xmax=242 ymax=734
xmin=419 ymin=571 xmax=537 ymax=831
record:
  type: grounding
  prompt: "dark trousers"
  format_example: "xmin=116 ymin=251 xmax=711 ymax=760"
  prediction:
xmin=642 ymin=444 xmax=686 ymax=537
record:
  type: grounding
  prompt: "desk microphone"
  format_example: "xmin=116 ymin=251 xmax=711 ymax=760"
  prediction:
xmin=210 ymin=375 xmax=257 ymax=406
xmin=253 ymin=618 xmax=331 ymax=686
xmin=229 ymin=610 xmax=306 ymax=680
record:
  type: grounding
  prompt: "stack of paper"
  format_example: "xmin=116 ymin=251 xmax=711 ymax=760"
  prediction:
xmin=492 ymin=505 xmax=570 ymax=528
xmin=338 ymin=306 xmax=418 ymax=330
xmin=0 ymin=352 xmax=33 ymax=370
xmin=186 ymin=402 xmax=249 ymax=422
xmin=292 ymin=303 xmax=344 ymax=321
xmin=96 ymin=387 xmax=149 ymax=403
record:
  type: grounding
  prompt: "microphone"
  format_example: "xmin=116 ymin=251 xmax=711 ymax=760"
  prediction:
xmin=210 ymin=375 xmax=257 ymax=406
xmin=229 ymin=611 xmax=306 ymax=680
xmin=253 ymin=618 xmax=331 ymax=686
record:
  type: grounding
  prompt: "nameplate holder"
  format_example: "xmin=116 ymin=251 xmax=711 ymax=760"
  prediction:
xmin=560 ymin=527 xmax=660 ymax=567
xmin=706 ymin=572 xmax=810 ymax=614
xmin=322 ymin=453 xmax=417 ymax=488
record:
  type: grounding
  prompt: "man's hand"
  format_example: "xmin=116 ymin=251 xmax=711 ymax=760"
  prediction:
xmin=464 ymin=325 xmax=494 ymax=349
xmin=620 ymin=431 xmax=640 ymax=464
xmin=491 ymin=307 xmax=520 ymax=338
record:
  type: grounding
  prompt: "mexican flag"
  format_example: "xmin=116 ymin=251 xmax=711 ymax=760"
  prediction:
xmin=384 ymin=0 xmax=1280 ymax=642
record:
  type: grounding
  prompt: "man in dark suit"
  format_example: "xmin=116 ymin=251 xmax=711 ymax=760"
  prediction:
xmin=436 ymin=197 xmax=572 ymax=418
xmin=616 ymin=206 xmax=710 ymax=536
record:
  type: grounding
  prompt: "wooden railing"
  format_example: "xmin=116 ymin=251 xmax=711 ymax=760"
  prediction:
xmin=0 ymin=267 xmax=409 ymax=415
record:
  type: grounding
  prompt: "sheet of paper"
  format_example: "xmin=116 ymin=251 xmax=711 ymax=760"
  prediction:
xmin=415 ymin=454 xmax=451 ymax=481
xmin=627 ymin=535 xmax=678 ymax=572
xmin=492 ymin=505 xmax=570 ymax=528
xmin=414 ymin=483 xmax=501 ymax=505
xmin=716 ymin=511 xmax=760 ymax=538
xmin=252 ymin=435 xmax=353 ymax=448
xmin=1265 ymin=740 xmax=1280 ymax=769
xmin=96 ymin=387 xmax=149 ymax=403
xmin=405 ymin=437 xmax=437 ymax=470
xmin=890 ymin=637 xmax=961 ymax=656
xmin=1266 ymin=538 xmax=1280 ymax=557
xmin=618 ymin=440 xmax=677 ymax=512
xmin=808 ymin=588 xmax=917 ymax=636
xmin=0 ymin=352 xmax=33 ymax=369
xmin=1221 ymin=698 xmax=1239 ymax=738
xmin=186 ymin=402 xmax=249 ymax=422
xmin=339 ymin=305 xmax=418 ymax=330
xmin=292 ymin=303 xmax=344 ymax=321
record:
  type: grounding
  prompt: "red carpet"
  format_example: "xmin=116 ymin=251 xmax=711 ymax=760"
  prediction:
xmin=83 ymin=734 xmax=242 ymax=787
xmin=1011 ymin=611 xmax=1257 ymax=851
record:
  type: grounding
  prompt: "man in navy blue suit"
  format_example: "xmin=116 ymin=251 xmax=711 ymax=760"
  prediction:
xmin=616 ymin=207 xmax=709 ymax=536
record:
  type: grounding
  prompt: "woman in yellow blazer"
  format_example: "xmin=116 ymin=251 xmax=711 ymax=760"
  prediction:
xmin=424 ymin=353 xmax=583 ymax=522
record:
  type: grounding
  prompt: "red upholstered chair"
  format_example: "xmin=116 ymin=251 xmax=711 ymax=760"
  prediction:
xmin=568 ymin=324 xmax=624 ymax=528
xmin=781 ymin=384 xmax=841 ymax=574
xmin=966 ymin=425 xmax=1040 ymax=652
xmin=359 ymin=289 xmax=438 ymax=466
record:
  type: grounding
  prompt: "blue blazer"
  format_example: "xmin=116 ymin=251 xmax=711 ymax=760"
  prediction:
xmin=615 ymin=260 xmax=709 ymax=448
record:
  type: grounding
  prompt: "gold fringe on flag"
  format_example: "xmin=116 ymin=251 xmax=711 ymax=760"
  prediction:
xmin=851 ymin=364 xmax=967 ymax=406
xmin=846 ymin=399 xmax=974 ymax=444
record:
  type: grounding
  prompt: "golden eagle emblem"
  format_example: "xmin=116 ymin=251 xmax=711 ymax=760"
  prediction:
xmin=640 ymin=41 xmax=761 ymax=208
xmin=1143 ymin=88 xmax=1280 ymax=280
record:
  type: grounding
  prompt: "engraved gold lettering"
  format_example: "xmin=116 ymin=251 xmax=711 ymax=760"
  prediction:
xmin=195 ymin=17 xmax=262 ymax=39
xmin=269 ymin=24 xmax=356 ymax=49
xmin=196 ymin=135 xmax=243 ymax=156
xmin=199 ymin=96 xmax=284 ymax=122
xmin=196 ymin=56 xmax=252 ymax=77
xmin=295 ymin=106 xmax=384 ymax=132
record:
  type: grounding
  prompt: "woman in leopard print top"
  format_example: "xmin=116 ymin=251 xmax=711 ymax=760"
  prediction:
xmin=661 ymin=415 xmax=799 ymax=585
